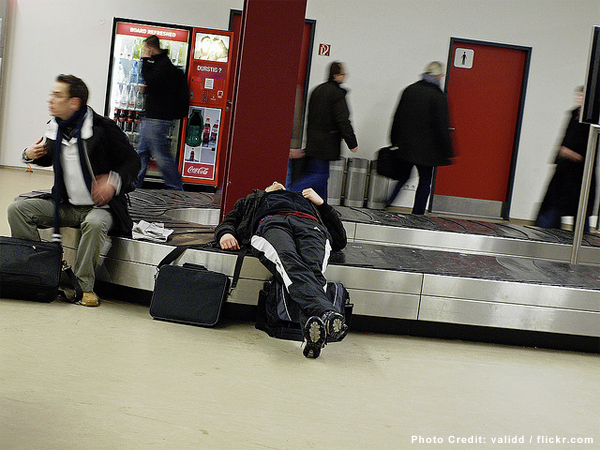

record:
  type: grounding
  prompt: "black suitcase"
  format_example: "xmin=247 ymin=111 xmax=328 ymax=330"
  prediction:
xmin=0 ymin=236 xmax=63 ymax=302
xmin=256 ymin=278 xmax=353 ymax=342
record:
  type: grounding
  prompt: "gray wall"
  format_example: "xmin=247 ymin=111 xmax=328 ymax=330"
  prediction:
xmin=1 ymin=0 xmax=598 ymax=220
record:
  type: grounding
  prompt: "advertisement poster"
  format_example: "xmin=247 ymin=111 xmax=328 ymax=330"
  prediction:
xmin=181 ymin=106 xmax=222 ymax=180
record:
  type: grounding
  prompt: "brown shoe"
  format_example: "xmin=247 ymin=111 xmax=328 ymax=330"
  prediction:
xmin=80 ymin=292 xmax=99 ymax=307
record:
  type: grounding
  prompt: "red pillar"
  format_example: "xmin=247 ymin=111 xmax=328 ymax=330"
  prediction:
xmin=221 ymin=0 xmax=307 ymax=217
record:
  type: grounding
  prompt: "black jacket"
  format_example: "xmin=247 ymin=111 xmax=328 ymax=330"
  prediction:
xmin=142 ymin=50 xmax=182 ymax=120
xmin=305 ymin=80 xmax=358 ymax=161
xmin=215 ymin=190 xmax=347 ymax=251
xmin=390 ymin=79 xmax=454 ymax=167
xmin=33 ymin=108 xmax=141 ymax=236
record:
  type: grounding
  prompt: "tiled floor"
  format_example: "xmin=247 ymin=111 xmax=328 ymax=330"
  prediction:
xmin=1 ymin=166 xmax=598 ymax=449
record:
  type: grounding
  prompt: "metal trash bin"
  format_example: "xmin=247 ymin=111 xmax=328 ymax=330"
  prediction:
xmin=344 ymin=158 xmax=369 ymax=207
xmin=327 ymin=158 xmax=346 ymax=206
xmin=367 ymin=159 xmax=390 ymax=209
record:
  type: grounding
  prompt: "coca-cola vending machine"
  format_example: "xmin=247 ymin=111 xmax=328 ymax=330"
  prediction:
xmin=105 ymin=18 xmax=192 ymax=183
xmin=179 ymin=28 xmax=234 ymax=187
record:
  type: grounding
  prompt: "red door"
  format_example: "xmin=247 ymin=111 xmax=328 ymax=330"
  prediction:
xmin=431 ymin=39 xmax=531 ymax=219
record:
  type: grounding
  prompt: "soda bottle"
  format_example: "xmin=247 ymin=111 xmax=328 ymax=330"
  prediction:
xmin=118 ymin=108 xmax=127 ymax=130
xmin=177 ymin=43 xmax=187 ymax=66
xmin=129 ymin=61 xmax=139 ymax=85
xmin=211 ymin=119 xmax=219 ymax=142
xmin=126 ymin=109 xmax=134 ymax=132
xmin=185 ymin=110 xmax=203 ymax=147
xmin=133 ymin=38 xmax=142 ymax=60
xmin=116 ymin=61 xmax=125 ymax=85
xmin=128 ymin=85 xmax=136 ymax=112
xmin=120 ymin=84 xmax=129 ymax=110
xmin=202 ymin=118 xmax=211 ymax=145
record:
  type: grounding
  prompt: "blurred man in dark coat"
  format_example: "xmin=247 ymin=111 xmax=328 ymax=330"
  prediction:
xmin=287 ymin=61 xmax=358 ymax=200
xmin=535 ymin=86 xmax=594 ymax=230
xmin=387 ymin=61 xmax=454 ymax=213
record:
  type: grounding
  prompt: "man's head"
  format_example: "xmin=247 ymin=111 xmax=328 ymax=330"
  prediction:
xmin=424 ymin=61 xmax=444 ymax=79
xmin=48 ymin=74 xmax=88 ymax=120
xmin=265 ymin=181 xmax=286 ymax=192
xmin=143 ymin=35 xmax=162 ymax=57
xmin=328 ymin=61 xmax=346 ymax=84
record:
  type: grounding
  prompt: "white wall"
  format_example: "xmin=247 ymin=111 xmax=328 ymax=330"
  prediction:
xmin=1 ymin=0 xmax=599 ymax=220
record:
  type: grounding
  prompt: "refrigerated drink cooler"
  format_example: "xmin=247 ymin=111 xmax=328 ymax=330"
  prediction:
xmin=105 ymin=19 xmax=191 ymax=184
xmin=105 ymin=19 xmax=233 ymax=189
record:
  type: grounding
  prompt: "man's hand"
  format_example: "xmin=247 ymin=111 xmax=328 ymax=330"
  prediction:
xmin=24 ymin=137 xmax=47 ymax=160
xmin=219 ymin=233 xmax=240 ymax=251
xmin=289 ymin=148 xmax=305 ymax=159
xmin=302 ymin=188 xmax=324 ymax=206
xmin=558 ymin=146 xmax=584 ymax=162
xmin=91 ymin=174 xmax=117 ymax=207
xmin=349 ymin=146 xmax=358 ymax=153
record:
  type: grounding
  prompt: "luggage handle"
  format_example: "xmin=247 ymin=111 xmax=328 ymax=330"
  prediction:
xmin=156 ymin=243 xmax=247 ymax=293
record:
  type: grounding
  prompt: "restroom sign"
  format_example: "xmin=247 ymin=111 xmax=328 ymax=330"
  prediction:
xmin=454 ymin=48 xmax=474 ymax=69
xmin=318 ymin=43 xmax=331 ymax=56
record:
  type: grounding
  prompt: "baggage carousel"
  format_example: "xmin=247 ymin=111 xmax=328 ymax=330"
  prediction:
xmin=46 ymin=190 xmax=600 ymax=351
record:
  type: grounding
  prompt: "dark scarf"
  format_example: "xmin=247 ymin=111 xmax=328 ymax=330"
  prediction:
xmin=53 ymin=106 xmax=93 ymax=193
xmin=52 ymin=106 xmax=92 ymax=236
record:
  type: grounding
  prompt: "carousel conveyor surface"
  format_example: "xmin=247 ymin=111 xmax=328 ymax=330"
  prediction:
xmin=336 ymin=205 xmax=600 ymax=265
xmin=37 ymin=189 xmax=600 ymax=341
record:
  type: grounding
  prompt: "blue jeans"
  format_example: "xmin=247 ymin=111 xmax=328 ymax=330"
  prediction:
xmin=286 ymin=157 xmax=330 ymax=200
xmin=387 ymin=162 xmax=434 ymax=215
xmin=136 ymin=118 xmax=183 ymax=190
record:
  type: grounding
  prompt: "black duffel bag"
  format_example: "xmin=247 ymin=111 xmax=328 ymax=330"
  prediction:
xmin=375 ymin=146 xmax=403 ymax=179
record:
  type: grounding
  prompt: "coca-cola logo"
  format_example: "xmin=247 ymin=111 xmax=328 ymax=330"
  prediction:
xmin=185 ymin=164 xmax=213 ymax=178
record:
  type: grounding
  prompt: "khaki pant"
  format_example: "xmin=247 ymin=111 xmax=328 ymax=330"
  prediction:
xmin=7 ymin=197 xmax=113 ymax=292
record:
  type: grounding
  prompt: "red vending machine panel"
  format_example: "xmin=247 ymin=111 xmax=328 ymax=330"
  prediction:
xmin=179 ymin=28 xmax=234 ymax=186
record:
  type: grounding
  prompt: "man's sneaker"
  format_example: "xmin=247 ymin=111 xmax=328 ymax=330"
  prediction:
xmin=302 ymin=316 xmax=326 ymax=359
xmin=322 ymin=311 xmax=348 ymax=341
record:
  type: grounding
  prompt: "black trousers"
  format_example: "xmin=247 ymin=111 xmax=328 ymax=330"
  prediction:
xmin=251 ymin=215 xmax=333 ymax=328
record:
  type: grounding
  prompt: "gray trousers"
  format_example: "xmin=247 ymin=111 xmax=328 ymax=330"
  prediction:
xmin=7 ymin=197 xmax=113 ymax=292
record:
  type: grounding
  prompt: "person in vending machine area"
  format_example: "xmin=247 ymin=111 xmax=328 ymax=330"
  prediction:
xmin=7 ymin=74 xmax=141 ymax=307
xmin=136 ymin=34 xmax=186 ymax=190
xmin=215 ymin=182 xmax=349 ymax=359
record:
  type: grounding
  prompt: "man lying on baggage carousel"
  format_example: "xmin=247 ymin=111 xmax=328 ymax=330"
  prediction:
xmin=215 ymin=181 xmax=348 ymax=358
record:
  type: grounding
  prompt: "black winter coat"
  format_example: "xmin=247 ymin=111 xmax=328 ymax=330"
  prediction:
xmin=34 ymin=108 xmax=141 ymax=236
xmin=305 ymin=80 xmax=358 ymax=161
xmin=390 ymin=79 xmax=454 ymax=167
xmin=538 ymin=107 xmax=594 ymax=217
xmin=215 ymin=190 xmax=347 ymax=251
xmin=142 ymin=50 xmax=182 ymax=120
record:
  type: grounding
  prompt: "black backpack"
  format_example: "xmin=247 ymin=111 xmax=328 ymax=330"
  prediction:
xmin=172 ymin=67 xmax=190 ymax=119
xmin=256 ymin=279 xmax=353 ymax=342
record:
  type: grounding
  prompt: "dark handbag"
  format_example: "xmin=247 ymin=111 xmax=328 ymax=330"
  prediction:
xmin=376 ymin=146 xmax=402 ymax=179
xmin=149 ymin=245 xmax=246 ymax=327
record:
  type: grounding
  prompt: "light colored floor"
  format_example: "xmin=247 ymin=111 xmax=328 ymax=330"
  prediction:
xmin=1 ymin=166 xmax=599 ymax=450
